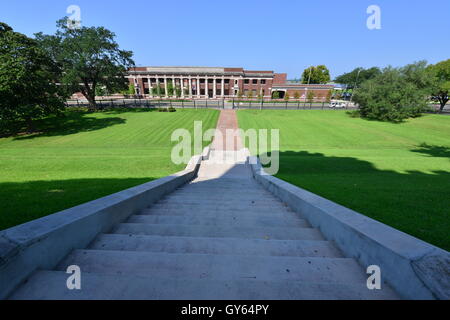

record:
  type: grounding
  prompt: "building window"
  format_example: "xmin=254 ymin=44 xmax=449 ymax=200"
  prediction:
xmin=244 ymin=79 xmax=250 ymax=84
xmin=252 ymin=79 xmax=258 ymax=84
xmin=225 ymin=79 xmax=230 ymax=84
xmin=200 ymin=79 xmax=205 ymax=84
xmin=261 ymin=79 xmax=266 ymax=84
xmin=234 ymin=80 xmax=238 ymax=85
xmin=208 ymin=79 xmax=213 ymax=83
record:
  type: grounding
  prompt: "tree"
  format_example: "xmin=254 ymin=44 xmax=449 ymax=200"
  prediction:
xmin=307 ymin=91 xmax=315 ymax=104
xmin=272 ymin=91 xmax=280 ymax=99
xmin=325 ymin=90 xmax=332 ymax=102
xmin=353 ymin=62 xmax=430 ymax=122
xmin=237 ymin=90 xmax=243 ymax=99
xmin=301 ymin=65 xmax=331 ymax=84
xmin=175 ymin=86 xmax=182 ymax=98
xmin=247 ymin=91 xmax=253 ymax=100
xmin=427 ymin=59 xmax=450 ymax=112
xmin=284 ymin=92 xmax=290 ymax=101
xmin=35 ymin=18 xmax=134 ymax=110
xmin=167 ymin=80 xmax=174 ymax=97
xmin=0 ymin=22 xmax=66 ymax=134
xmin=335 ymin=67 xmax=381 ymax=89
xmin=294 ymin=92 xmax=300 ymax=100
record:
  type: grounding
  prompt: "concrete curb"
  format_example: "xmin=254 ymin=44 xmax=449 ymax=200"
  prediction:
xmin=249 ymin=155 xmax=449 ymax=300
xmin=0 ymin=154 xmax=203 ymax=300
xmin=201 ymin=146 xmax=211 ymax=160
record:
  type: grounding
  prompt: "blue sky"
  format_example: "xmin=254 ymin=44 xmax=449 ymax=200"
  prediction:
xmin=1 ymin=0 xmax=449 ymax=79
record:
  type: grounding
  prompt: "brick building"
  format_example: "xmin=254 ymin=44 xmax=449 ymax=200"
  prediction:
xmin=127 ymin=66 xmax=334 ymax=100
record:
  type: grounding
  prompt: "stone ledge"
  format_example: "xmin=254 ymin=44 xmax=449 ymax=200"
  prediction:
xmin=0 ymin=154 xmax=203 ymax=300
xmin=249 ymin=155 xmax=449 ymax=300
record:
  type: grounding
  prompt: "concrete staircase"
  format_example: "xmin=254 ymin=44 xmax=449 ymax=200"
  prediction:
xmin=10 ymin=149 xmax=398 ymax=299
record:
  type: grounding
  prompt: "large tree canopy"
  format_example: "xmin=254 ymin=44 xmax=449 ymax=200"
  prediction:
xmin=35 ymin=18 xmax=134 ymax=109
xmin=427 ymin=59 xmax=450 ymax=112
xmin=0 ymin=22 xmax=65 ymax=134
xmin=301 ymin=65 xmax=331 ymax=84
xmin=353 ymin=61 xmax=431 ymax=122
xmin=335 ymin=67 xmax=381 ymax=89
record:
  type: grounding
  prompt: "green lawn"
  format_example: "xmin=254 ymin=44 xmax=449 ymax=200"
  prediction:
xmin=0 ymin=109 xmax=219 ymax=230
xmin=238 ymin=110 xmax=450 ymax=251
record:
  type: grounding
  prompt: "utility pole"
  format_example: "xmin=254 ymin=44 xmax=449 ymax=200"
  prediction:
xmin=349 ymin=69 xmax=361 ymax=107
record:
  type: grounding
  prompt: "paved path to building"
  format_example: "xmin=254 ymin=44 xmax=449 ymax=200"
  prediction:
xmin=11 ymin=110 xmax=398 ymax=299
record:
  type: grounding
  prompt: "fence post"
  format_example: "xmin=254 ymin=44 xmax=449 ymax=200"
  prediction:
xmin=205 ymin=99 xmax=208 ymax=108
xmin=182 ymin=100 xmax=184 ymax=108
xmin=194 ymin=100 xmax=196 ymax=109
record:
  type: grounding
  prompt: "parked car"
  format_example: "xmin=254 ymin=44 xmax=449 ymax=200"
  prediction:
xmin=330 ymin=100 xmax=348 ymax=108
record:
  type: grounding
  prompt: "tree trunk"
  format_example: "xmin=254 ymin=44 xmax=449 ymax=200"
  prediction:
xmin=81 ymin=81 xmax=97 ymax=111
xmin=438 ymin=95 xmax=449 ymax=113
xmin=86 ymin=94 xmax=97 ymax=111
xmin=25 ymin=116 xmax=35 ymax=133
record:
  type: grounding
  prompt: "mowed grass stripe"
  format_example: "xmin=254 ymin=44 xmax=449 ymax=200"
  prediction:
xmin=237 ymin=110 xmax=450 ymax=250
xmin=0 ymin=109 xmax=219 ymax=230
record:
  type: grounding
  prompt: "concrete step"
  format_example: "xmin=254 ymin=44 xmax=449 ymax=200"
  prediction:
xmin=139 ymin=207 xmax=303 ymax=220
xmin=171 ymin=190 xmax=274 ymax=197
xmin=149 ymin=202 xmax=292 ymax=212
xmin=57 ymin=250 xmax=366 ymax=284
xmin=10 ymin=270 xmax=399 ymax=300
xmin=157 ymin=198 xmax=287 ymax=206
xmin=112 ymin=223 xmax=322 ymax=240
xmin=89 ymin=234 xmax=342 ymax=258
xmin=127 ymin=214 xmax=309 ymax=228
xmin=163 ymin=193 xmax=278 ymax=201
xmin=181 ymin=184 xmax=264 ymax=190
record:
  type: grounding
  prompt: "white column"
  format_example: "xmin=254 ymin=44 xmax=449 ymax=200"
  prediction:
xmin=172 ymin=76 xmax=176 ymax=97
xmin=197 ymin=76 xmax=201 ymax=98
xmin=189 ymin=77 xmax=193 ymax=98
xmin=213 ymin=77 xmax=217 ymax=98
xmin=156 ymin=76 xmax=160 ymax=97
xmin=180 ymin=77 xmax=185 ymax=98
xmin=204 ymin=76 xmax=208 ymax=98
xmin=221 ymin=78 xmax=225 ymax=97
xmin=164 ymin=76 xmax=168 ymax=98
xmin=147 ymin=77 xmax=151 ymax=97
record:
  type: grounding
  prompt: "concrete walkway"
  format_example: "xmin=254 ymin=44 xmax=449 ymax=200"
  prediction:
xmin=10 ymin=110 xmax=398 ymax=299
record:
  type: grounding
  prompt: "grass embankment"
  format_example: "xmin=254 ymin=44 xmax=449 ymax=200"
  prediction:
xmin=238 ymin=110 xmax=450 ymax=250
xmin=0 ymin=109 xmax=219 ymax=230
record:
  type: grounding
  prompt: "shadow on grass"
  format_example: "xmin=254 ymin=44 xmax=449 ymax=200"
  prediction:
xmin=271 ymin=150 xmax=450 ymax=251
xmin=0 ymin=177 xmax=155 ymax=231
xmin=13 ymin=112 xmax=127 ymax=141
xmin=411 ymin=143 xmax=450 ymax=159
xmin=102 ymin=107 xmax=159 ymax=115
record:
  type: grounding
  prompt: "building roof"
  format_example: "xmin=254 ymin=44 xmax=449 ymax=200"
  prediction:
xmin=128 ymin=66 xmax=274 ymax=77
